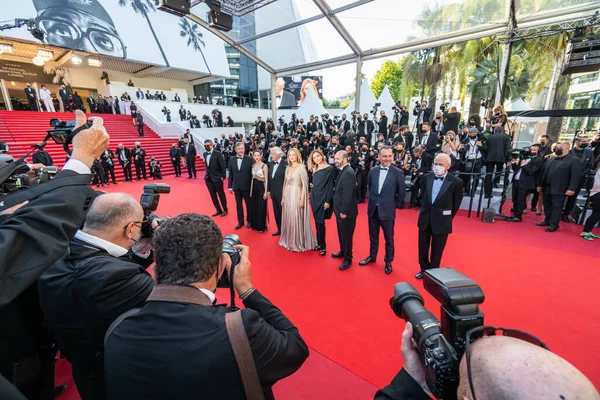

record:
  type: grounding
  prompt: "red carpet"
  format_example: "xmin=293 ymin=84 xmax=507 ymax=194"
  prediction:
xmin=56 ymin=176 xmax=600 ymax=399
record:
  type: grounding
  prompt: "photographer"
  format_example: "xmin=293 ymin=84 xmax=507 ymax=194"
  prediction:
xmin=338 ymin=114 xmax=351 ymax=133
xmin=38 ymin=193 xmax=156 ymax=400
xmin=408 ymin=146 xmax=432 ymax=208
xmin=104 ymin=214 xmax=309 ymax=399
xmin=442 ymin=106 xmax=460 ymax=135
xmin=161 ymin=106 xmax=171 ymax=123
xmin=459 ymin=127 xmax=484 ymax=195
xmin=490 ymin=105 xmax=507 ymax=130
xmin=482 ymin=126 xmax=511 ymax=199
xmin=392 ymin=105 xmax=409 ymax=127
xmin=148 ymin=156 xmax=162 ymax=180
xmin=378 ymin=111 xmax=389 ymax=138
xmin=413 ymin=101 xmax=431 ymax=135
xmin=375 ymin=322 xmax=599 ymax=399
xmin=507 ymin=145 xmax=544 ymax=222
xmin=563 ymin=134 xmax=595 ymax=222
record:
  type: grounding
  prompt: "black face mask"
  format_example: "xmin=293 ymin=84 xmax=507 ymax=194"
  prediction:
xmin=554 ymin=148 xmax=564 ymax=156
xmin=136 ymin=145 xmax=140 ymax=148
xmin=204 ymin=145 xmax=211 ymax=151
xmin=580 ymin=143 xmax=588 ymax=149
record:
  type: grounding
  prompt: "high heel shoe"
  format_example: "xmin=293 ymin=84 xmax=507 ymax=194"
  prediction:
xmin=320 ymin=250 xmax=326 ymax=256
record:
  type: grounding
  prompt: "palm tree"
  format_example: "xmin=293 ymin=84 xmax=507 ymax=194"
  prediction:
xmin=118 ymin=0 xmax=170 ymax=67
xmin=179 ymin=18 xmax=211 ymax=74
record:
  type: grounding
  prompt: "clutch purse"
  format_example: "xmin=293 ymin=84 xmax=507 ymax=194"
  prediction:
xmin=324 ymin=206 xmax=334 ymax=220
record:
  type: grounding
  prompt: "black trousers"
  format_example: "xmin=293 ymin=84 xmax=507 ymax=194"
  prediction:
xmin=135 ymin=160 xmax=147 ymax=180
xmin=418 ymin=226 xmax=448 ymax=272
xmin=336 ymin=215 xmax=356 ymax=262
xmin=531 ymin=190 xmax=540 ymax=209
xmin=542 ymin=190 xmax=566 ymax=228
xmin=171 ymin=160 xmax=181 ymax=176
xmin=27 ymin=97 xmax=38 ymax=111
xmin=356 ymin=169 xmax=368 ymax=202
xmin=71 ymin=357 xmax=105 ymax=400
xmin=271 ymin=194 xmax=283 ymax=231
xmin=563 ymin=180 xmax=584 ymax=217
xmin=410 ymin=175 xmax=423 ymax=206
xmin=583 ymin=192 xmax=600 ymax=232
xmin=461 ymin=160 xmax=482 ymax=195
xmin=206 ymin=178 xmax=227 ymax=212
xmin=187 ymin=159 xmax=197 ymax=178
xmin=315 ymin=222 xmax=326 ymax=250
xmin=0 ymin=346 xmax=56 ymax=400
xmin=234 ymin=190 xmax=251 ymax=225
xmin=484 ymin=161 xmax=504 ymax=198
xmin=103 ymin=164 xmax=116 ymax=183
xmin=368 ymin=208 xmax=395 ymax=262
xmin=513 ymin=184 xmax=535 ymax=217
xmin=120 ymin=161 xmax=132 ymax=181
xmin=137 ymin=124 xmax=144 ymax=136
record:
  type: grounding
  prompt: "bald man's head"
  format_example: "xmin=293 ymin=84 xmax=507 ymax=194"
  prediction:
xmin=457 ymin=336 xmax=599 ymax=400
xmin=84 ymin=193 xmax=143 ymax=234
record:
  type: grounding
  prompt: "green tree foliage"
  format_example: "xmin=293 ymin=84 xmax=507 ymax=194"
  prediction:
xmin=370 ymin=60 xmax=403 ymax=100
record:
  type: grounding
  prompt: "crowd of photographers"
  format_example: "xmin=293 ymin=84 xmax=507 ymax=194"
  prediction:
xmin=0 ymin=110 xmax=599 ymax=400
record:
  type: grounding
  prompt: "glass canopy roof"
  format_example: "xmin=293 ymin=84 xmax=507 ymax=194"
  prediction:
xmin=190 ymin=0 xmax=599 ymax=75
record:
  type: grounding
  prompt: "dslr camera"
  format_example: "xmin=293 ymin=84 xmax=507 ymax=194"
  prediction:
xmin=390 ymin=268 xmax=484 ymax=399
xmin=440 ymin=102 xmax=449 ymax=112
xmin=139 ymin=183 xmax=170 ymax=238
xmin=370 ymin=103 xmax=381 ymax=115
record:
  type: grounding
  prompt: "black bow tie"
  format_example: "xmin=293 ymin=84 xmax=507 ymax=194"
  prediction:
xmin=276 ymin=95 xmax=281 ymax=99
xmin=380 ymin=167 xmax=388 ymax=171
xmin=434 ymin=176 xmax=444 ymax=181
xmin=238 ymin=157 xmax=243 ymax=159
xmin=274 ymin=162 xmax=279 ymax=165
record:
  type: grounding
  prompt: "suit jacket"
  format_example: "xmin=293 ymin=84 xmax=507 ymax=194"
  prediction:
xmin=228 ymin=155 xmax=253 ymax=192
xmin=203 ymin=150 xmax=226 ymax=182
xmin=59 ymin=88 xmax=69 ymax=102
xmin=24 ymin=87 xmax=37 ymax=99
xmin=267 ymin=161 xmax=286 ymax=200
xmin=279 ymin=91 xmax=296 ymax=108
xmin=116 ymin=147 xmax=132 ymax=163
xmin=515 ymin=157 xmax=543 ymax=190
xmin=537 ymin=155 xmax=582 ymax=195
xmin=418 ymin=173 xmax=463 ymax=235
xmin=104 ymin=286 xmax=309 ymax=400
xmin=182 ymin=144 xmax=197 ymax=163
xmin=339 ymin=119 xmax=351 ymax=133
xmin=378 ymin=116 xmax=389 ymax=135
xmin=333 ymin=165 xmax=358 ymax=218
xmin=367 ymin=166 xmax=406 ymax=220
xmin=417 ymin=152 xmax=433 ymax=174
xmin=374 ymin=368 xmax=431 ymax=400
xmin=136 ymin=91 xmax=144 ymax=100
xmin=32 ymin=151 xmax=53 ymax=166
xmin=442 ymin=111 xmax=460 ymax=134
xmin=169 ymin=147 xmax=181 ymax=162
xmin=418 ymin=133 xmax=440 ymax=155
xmin=87 ymin=97 xmax=95 ymax=107
xmin=133 ymin=147 xmax=147 ymax=163
xmin=483 ymin=133 xmax=511 ymax=163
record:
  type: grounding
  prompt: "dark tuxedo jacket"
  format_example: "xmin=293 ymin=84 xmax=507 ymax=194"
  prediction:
xmin=116 ymin=147 xmax=132 ymax=163
xmin=32 ymin=151 xmax=53 ymax=166
xmin=379 ymin=115 xmax=389 ymax=135
xmin=133 ymin=147 xmax=146 ymax=163
xmin=483 ymin=133 xmax=511 ymax=163
xmin=104 ymin=286 xmax=308 ymax=400
xmin=101 ymin=150 xmax=115 ymax=167
xmin=182 ymin=144 xmax=197 ymax=163
xmin=515 ymin=157 xmax=543 ymax=190
xmin=418 ymin=173 xmax=463 ymax=235
xmin=537 ymin=155 xmax=582 ymax=195
xmin=24 ymin=87 xmax=37 ymax=99
xmin=339 ymin=119 xmax=351 ymax=133
xmin=442 ymin=111 xmax=460 ymax=134
xmin=173 ymin=95 xmax=180 ymax=102
xmin=367 ymin=166 xmax=406 ymax=220
xmin=268 ymin=161 xmax=287 ymax=200
xmin=374 ymin=368 xmax=431 ymax=400
xmin=418 ymin=133 xmax=440 ymax=155
xmin=228 ymin=155 xmax=253 ymax=192
xmin=333 ymin=165 xmax=358 ymax=218
xmin=136 ymin=91 xmax=144 ymax=100
xmin=417 ymin=152 xmax=433 ymax=174
xmin=203 ymin=150 xmax=226 ymax=182
xmin=279 ymin=91 xmax=296 ymax=108
xmin=306 ymin=121 xmax=318 ymax=135
xmin=59 ymin=88 xmax=69 ymax=102
xmin=169 ymin=147 xmax=181 ymax=162
xmin=404 ymin=131 xmax=415 ymax=149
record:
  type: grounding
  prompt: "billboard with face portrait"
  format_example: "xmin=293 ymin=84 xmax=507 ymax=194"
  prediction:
xmin=2 ymin=0 xmax=230 ymax=77
xmin=274 ymin=75 xmax=323 ymax=109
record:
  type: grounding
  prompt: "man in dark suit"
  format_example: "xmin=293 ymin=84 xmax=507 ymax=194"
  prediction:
xmin=32 ymin=147 xmax=53 ymax=166
xmin=182 ymin=138 xmax=197 ymax=179
xmin=536 ymin=142 xmax=581 ymax=232
xmin=133 ymin=142 xmax=147 ymax=180
xmin=417 ymin=123 xmax=440 ymax=156
xmin=116 ymin=143 xmax=133 ymax=182
xmin=228 ymin=142 xmax=253 ymax=229
xmin=103 ymin=214 xmax=309 ymax=400
xmin=255 ymin=117 xmax=266 ymax=135
xmin=24 ymin=83 xmax=38 ymax=111
xmin=482 ymin=126 xmax=511 ymax=198
xmin=136 ymin=88 xmax=144 ymax=100
xmin=378 ymin=111 xmax=389 ymax=138
xmin=173 ymin=93 xmax=181 ymax=102
xmin=416 ymin=153 xmax=463 ymax=279
xmin=178 ymin=106 xmax=186 ymax=121
xmin=59 ymin=85 xmax=69 ymax=111
xmin=136 ymin=112 xmax=144 ymax=136
xmin=87 ymin=95 xmax=96 ymax=113
xmin=413 ymin=101 xmax=432 ymax=135
xmin=442 ymin=106 xmax=460 ymax=135
xmin=267 ymin=147 xmax=286 ymax=236
xmin=507 ymin=145 xmax=544 ymax=222
xmin=408 ymin=146 xmax=433 ymax=208
xmin=275 ymin=77 xmax=297 ymax=108
xmin=101 ymin=148 xmax=118 ymax=184
xmin=203 ymin=140 xmax=228 ymax=217
xmin=332 ymin=151 xmax=359 ymax=271
xmin=169 ymin=143 xmax=181 ymax=177
xmin=38 ymin=193 xmax=155 ymax=400
xmin=359 ymin=146 xmax=406 ymax=274
xmin=338 ymin=114 xmax=351 ymax=133
xmin=563 ymin=134 xmax=595 ymax=222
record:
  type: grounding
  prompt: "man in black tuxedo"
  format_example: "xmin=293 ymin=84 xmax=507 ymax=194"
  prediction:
xmin=413 ymin=100 xmax=432 ymax=135
xmin=482 ymin=126 xmax=511 ymax=198
xmin=136 ymin=88 xmax=144 ymax=100
xmin=87 ymin=95 xmax=96 ymax=113
xmin=338 ymin=114 xmax=351 ymax=133
xmin=409 ymin=146 xmax=433 ymax=208
xmin=173 ymin=93 xmax=180 ymax=102
xmin=267 ymin=147 xmax=287 ymax=236
xmin=101 ymin=148 xmax=118 ymax=184
xmin=116 ymin=143 xmax=133 ymax=182
xmin=563 ymin=134 xmax=595 ymax=222
xmin=358 ymin=113 xmax=375 ymax=144
xmin=182 ymin=138 xmax=197 ymax=179
xmin=228 ymin=143 xmax=253 ymax=229
xmin=226 ymin=116 xmax=235 ymax=127
xmin=359 ymin=147 xmax=405 ymax=274
xmin=136 ymin=112 xmax=144 ymax=136
xmin=59 ymin=85 xmax=69 ymax=111
xmin=203 ymin=140 xmax=228 ymax=217
xmin=275 ymin=77 xmax=297 ymax=108
xmin=417 ymin=123 xmax=440 ymax=156
xmin=133 ymin=142 xmax=148 ymax=180
xmin=178 ymin=106 xmax=186 ymax=121
xmin=379 ymin=110 xmax=389 ymax=138
xmin=416 ymin=153 xmax=463 ymax=279
xmin=507 ymin=144 xmax=543 ymax=222
xmin=332 ymin=151 xmax=359 ymax=270
xmin=169 ymin=143 xmax=181 ymax=177
xmin=536 ymin=142 xmax=581 ymax=232
xmin=32 ymin=147 xmax=53 ymax=166
xmin=103 ymin=214 xmax=309 ymax=400
xmin=356 ymin=143 xmax=373 ymax=203
xmin=256 ymin=116 xmax=266 ymax=135
xmin=306 ymin=116 xmax=319 ymax=137
xmin=24 ymin=83 xmax=38 ymax=111
xmin=183 ymin=128 xmax=194 ymax=145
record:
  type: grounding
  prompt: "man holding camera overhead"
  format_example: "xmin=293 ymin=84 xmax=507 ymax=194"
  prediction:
xmin=104 ymin=214 xmax=309 ymax=400
xmin=38 ymin=193 xmax=156 ymax=400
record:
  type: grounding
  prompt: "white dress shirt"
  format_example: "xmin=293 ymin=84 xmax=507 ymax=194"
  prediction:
xmin=378 ymin=166 xmax=389 ymax=194
xmin=197 ymin=287 xmax=216 ymax=303
xmin=237 ymin=157 xmax=242 ymax=170
xmin=206 ymin=152 xmax=212 ymax=166
xmin=63 ymin=158 xmax=91 ymax=174
xmin=431 ymin=173 xmax=447 ymax=203
xmin=75 ymin=230 xmax=128 ymax=257
xmin=272 ymin=160 xmax=280 ymax=178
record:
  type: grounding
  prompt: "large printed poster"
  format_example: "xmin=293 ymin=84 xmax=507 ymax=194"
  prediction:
xmin=277 ymin=75 xmax=323 ymax=108
xmin=2 ymin=0 xmax=230 ymax=77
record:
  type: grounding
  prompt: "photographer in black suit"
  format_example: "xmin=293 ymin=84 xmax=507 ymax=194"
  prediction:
xmin=507 ymin=145 xmax=544 ymax=222
xmin=228 ymin=143 xmax=253 ymax=229
xmin=536 ymin=142 xmax=581 ymax=232
xmin=408 ymin=146 xmax=433 ymax=208
xmin=379 ymin=111 xmax=389 ymax=139
xmin=359 ymin=147 xmax=405 ymax=274
xmin=413 ymin=101 xmax=432 ymax=135
xmin=101 ymin=148 xmax=117 ymax=184
xmin=182 ymin=138 xmax=197 ymax=179
xmin=38 ymin=193 xmax=156 ymax=400
xmin=416 ymin=154 xmax=463 ymax=279
xmin=116 ymin=143 xmax=132 ymax=182
xmin=32 ymin=147 xmax=53 ymax=166
xmin=267 ymin=147 xmax=286 ymax=236
xmin=332 ymin=151 xmax=358 ymax=271
xmin=482 ymin=126 xmax=511 ymax=198
xmin=133 ymin=142 xmax=147 ymax=180
xmin=0 ymin=111 xmax=108 ymax=400
xmin=338 ymin=114 xmax=351 ymax=133
xmin=104 ymin=214 xmax=309 ymax=400
xmin=417 ymin=123 xmax=440 ymax=156
xmin=169 ymin=143 xmax=181 ymax=177
xmin=563 ymin=134 xmax=595 ymax=222
xmin=203 ymin=140 xmax=228 ymax=217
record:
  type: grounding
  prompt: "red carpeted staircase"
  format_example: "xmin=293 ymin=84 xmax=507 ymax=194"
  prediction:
xmin=0 ymin=111 xmax=204 ymax=180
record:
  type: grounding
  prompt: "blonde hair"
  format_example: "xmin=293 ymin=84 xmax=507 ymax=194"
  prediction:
xmin=287 ymin=148 xmax=302 ymax=166
xmin=307 ymin=149 xmax=326 ymax=172
xmin=493 ymin=105 xmax=506 ymax=116
xmin=299 ymin=79 xmax=318 ymax=103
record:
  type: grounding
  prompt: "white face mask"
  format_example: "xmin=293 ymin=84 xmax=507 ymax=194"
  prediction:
xmin=433 ymin=165 xmax=446 ymax=176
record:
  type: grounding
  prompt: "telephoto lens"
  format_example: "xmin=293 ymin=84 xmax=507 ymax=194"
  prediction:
xmin=218 ymin=234 xmax=242 ymax=289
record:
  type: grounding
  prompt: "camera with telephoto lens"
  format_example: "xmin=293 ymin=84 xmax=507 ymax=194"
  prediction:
xmin=0 ymin=154 xmax=59 ymax=195
xmin=509 ymin=146 xmax=532 ymax=161
xmin=390 ymin=268 xmax=485 ymax=399
xmin=217 ymin=233 xmax=242 ymax=289
xmin=47 ymin=118 xmax=93 ymax=146
xmin=139 ymin=183 xmax=170 ymax=238
xmin=440 ymin=102 xmax=449 ymax=112
xmin=370 ymin=103 xmax=381 ymax=115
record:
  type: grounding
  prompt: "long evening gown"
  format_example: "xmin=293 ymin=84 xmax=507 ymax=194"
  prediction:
xmin=310 ymin=166 xmax=335 ymax=251
xmin=279 ymin=164 xmax=317 ymax=252
xmin=250 ymin=163 xmax=268 ymax=232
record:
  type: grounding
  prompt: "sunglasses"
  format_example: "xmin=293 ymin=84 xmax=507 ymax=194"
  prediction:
xmin=465 ymin=326 xmax=550 ymax=400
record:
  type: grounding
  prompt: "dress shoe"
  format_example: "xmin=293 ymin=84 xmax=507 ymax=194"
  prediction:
xmin=221 ymin=211 xmax=228 ymax=217
xmin=247 ymin=223 xmax=251 ymax=229
xmin=561 ymin=215 xmax=570 ymax=223
xmin=54 ymin=384 xmax=68 ymax=398
xmin=545 ymin=226 xmax=559 ymax=232
xmin=536 ymin=221 xmax=550 ymax=227
xmin=331 ymin=252 xmax=344 ymax=259
xmin=384 ymin=262 xmax=392 ymax=275
xmin=320 ymin=250 xmax=326 ymax=256
xmin=415 ymin=272 xmax=424 ymax=279
xmin=339 ymin=261 xmax=351 ymax=271
xmin=506 ymin=216 xmax=522 ymax=222
xmin=212 ymin=211 xmax=223 ymax=217
xmin=272 ymin=231 xmax=280 ymax=236
xmin=359 ymin=257 xmax=376 ymax=266
xmin=531 ymin=207 xmax=537 ymax=212
xmin=235 ymin=223 xmax=243 ymax=229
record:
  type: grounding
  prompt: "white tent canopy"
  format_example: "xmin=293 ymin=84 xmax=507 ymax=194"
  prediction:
xmin=343 ymin=79 xmax=378 ymax=116
xmin=377 ymin=85 xmax=396 ymax=120
xmin=293 ymin=85 xmax=328 ymax=120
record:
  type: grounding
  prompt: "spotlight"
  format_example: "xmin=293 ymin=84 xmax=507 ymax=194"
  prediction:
xmin=0 ymin=43 xmax=14 ymax=54
xmin=32 ymin=56 xmax=45 ymax=66
xmin=30 ymin=28 xmax=45 ymax=42
xmin=88 ymin=58 xmax=101 ymax=67
xmin=37 ymin=49 xmax=54 ymax=61
xmin=71 ymin=55 xmax=82 ymax=65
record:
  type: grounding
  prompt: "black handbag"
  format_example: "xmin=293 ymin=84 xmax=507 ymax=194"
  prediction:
xmin=324 ymin=205 xmax=333 ymax=220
